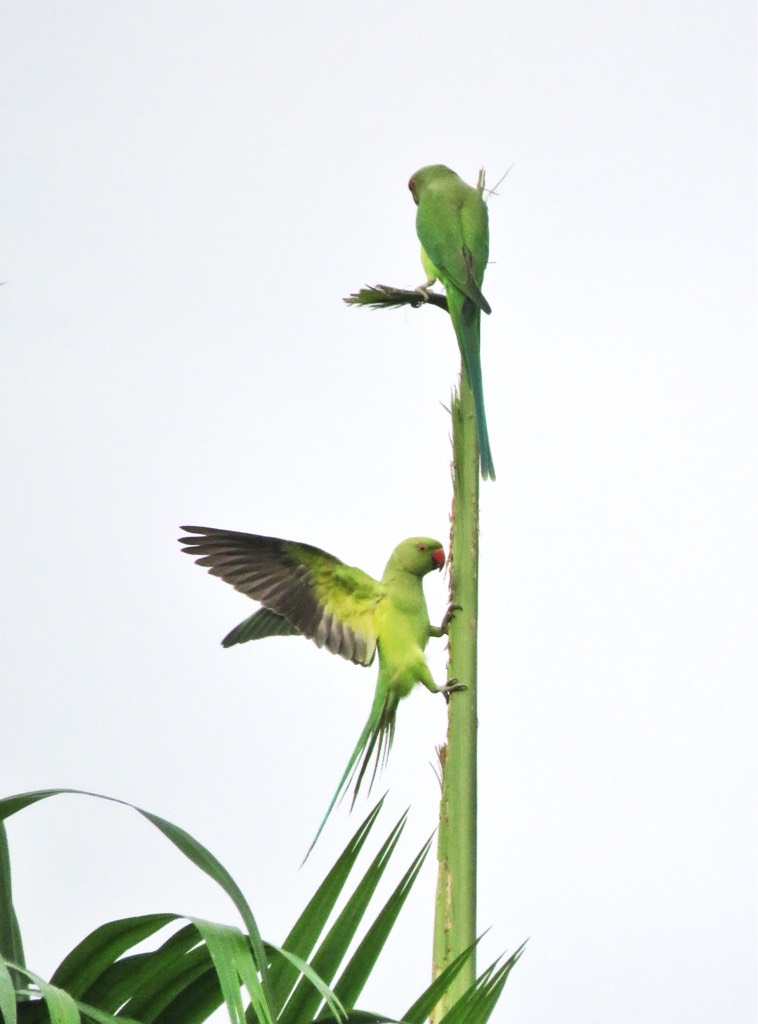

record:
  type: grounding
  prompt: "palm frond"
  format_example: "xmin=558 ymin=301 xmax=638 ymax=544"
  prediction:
xmin=343 ymin=285 xmax=447 ymax=312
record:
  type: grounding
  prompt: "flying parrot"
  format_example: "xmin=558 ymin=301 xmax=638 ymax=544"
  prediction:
xmin=179 ymin=526 xmax=464 ymax=850
xmin=408 ymin=164 xmax=495 ymax=481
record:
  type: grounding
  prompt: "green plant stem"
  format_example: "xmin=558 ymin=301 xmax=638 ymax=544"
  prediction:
xmin=432 ymin=370 xmax=480 ymax=1019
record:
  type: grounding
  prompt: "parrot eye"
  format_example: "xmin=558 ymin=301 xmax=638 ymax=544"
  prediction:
xmin=418 ymin=544 xmax=426 ymax=551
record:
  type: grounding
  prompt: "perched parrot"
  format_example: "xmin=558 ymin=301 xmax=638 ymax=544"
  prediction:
xmin=179 ymin=526 xmax=464 ymax=850
xmin=408 ymin=164 xmax=495 ymax=481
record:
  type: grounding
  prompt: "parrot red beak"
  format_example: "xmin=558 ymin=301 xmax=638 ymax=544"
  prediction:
xmin=433 ymin=549 xmax=445 ymax=569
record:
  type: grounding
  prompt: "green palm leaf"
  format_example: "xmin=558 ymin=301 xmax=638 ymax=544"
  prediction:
xmin=330 ymin=837 xmax=432 ymax=1010
xmin=0 ymin=959 xmax=16 ymax=1024
xmin=269 ymin=799 xmax=384 ymax=1007
xmin=77 ymin=923 xmax=211 ymax=1020
xmin=49 ymin=915 xmax=176 ymax=1001
xmin=400 ymin=941 xmax=480 ymax=1024
xmin=0 ymin=824 xmax=25 ymax=995
xmin=0 ymin=961 xmax=137 ymax=1024
xmin=0 ymin=790 xmax=272 ymax=1020
xmin=279 ymin=811 xmax=406 ymax=1024
xmin=439 ymin=943 xmax=526 ymax=1024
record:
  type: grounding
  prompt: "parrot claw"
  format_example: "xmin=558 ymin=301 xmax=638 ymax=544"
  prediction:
xmin=414 ymin=281 xmax=436 ymax=301
xmin=439 ymin=603 xmax=462 ymax=634
xmin=439 ymin=678 xmax=467 ymax=704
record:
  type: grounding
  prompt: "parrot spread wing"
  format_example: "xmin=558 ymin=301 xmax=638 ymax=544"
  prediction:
xmin=179 ymin=526 xmax=383 ymax=666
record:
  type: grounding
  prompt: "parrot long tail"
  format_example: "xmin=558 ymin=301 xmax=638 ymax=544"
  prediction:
xmin=303 ymin=683 xmax=400 ymax=862
xmin=452 ymin=296 xmax=496 ymax=481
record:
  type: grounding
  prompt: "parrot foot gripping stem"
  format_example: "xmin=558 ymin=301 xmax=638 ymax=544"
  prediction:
xmin=440 ymin=602 xmax=462 ymax=633
xmin=439 ymin=678 xmax=467 ymax=704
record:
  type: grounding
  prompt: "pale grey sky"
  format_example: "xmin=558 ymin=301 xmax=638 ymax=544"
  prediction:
xmin=2 ymin=2 xmax=755 ymax=1022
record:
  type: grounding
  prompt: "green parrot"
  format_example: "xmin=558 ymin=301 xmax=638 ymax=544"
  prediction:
xmin=179 ymin=526 xmax=464 ymax=850
xmin=408 ymin=164 xmax=495 ymax=480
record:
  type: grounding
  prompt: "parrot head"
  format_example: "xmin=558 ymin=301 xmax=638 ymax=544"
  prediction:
xmin=408 ymin=164 xmax=456 ymax=205
xmin=389 ymin=537 xmax=445 ymax=577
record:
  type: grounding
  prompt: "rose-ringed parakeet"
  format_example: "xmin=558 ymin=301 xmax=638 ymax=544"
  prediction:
xmin=179 ymin=526 xmax=463 ymax=849
xmin=409 ymin=164 xmax=495 ymax=481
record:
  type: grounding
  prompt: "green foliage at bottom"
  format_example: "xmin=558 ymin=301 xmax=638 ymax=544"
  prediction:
xmin=0 ymin=792 xmax=519 ymax=1024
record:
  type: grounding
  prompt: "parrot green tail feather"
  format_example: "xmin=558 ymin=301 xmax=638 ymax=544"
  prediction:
xmin=446 ymin=287 xmax=496 ymax=481
xmin=303 ymin=682 xmax=400 ymax=862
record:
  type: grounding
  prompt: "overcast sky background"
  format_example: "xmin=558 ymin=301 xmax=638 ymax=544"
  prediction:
xmin=2 ymin=3 xmax=755 ymax=1022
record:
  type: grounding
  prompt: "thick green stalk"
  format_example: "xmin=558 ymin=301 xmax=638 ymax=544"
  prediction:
xmin=432 ymin=370 xmax=480 ymax=1018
